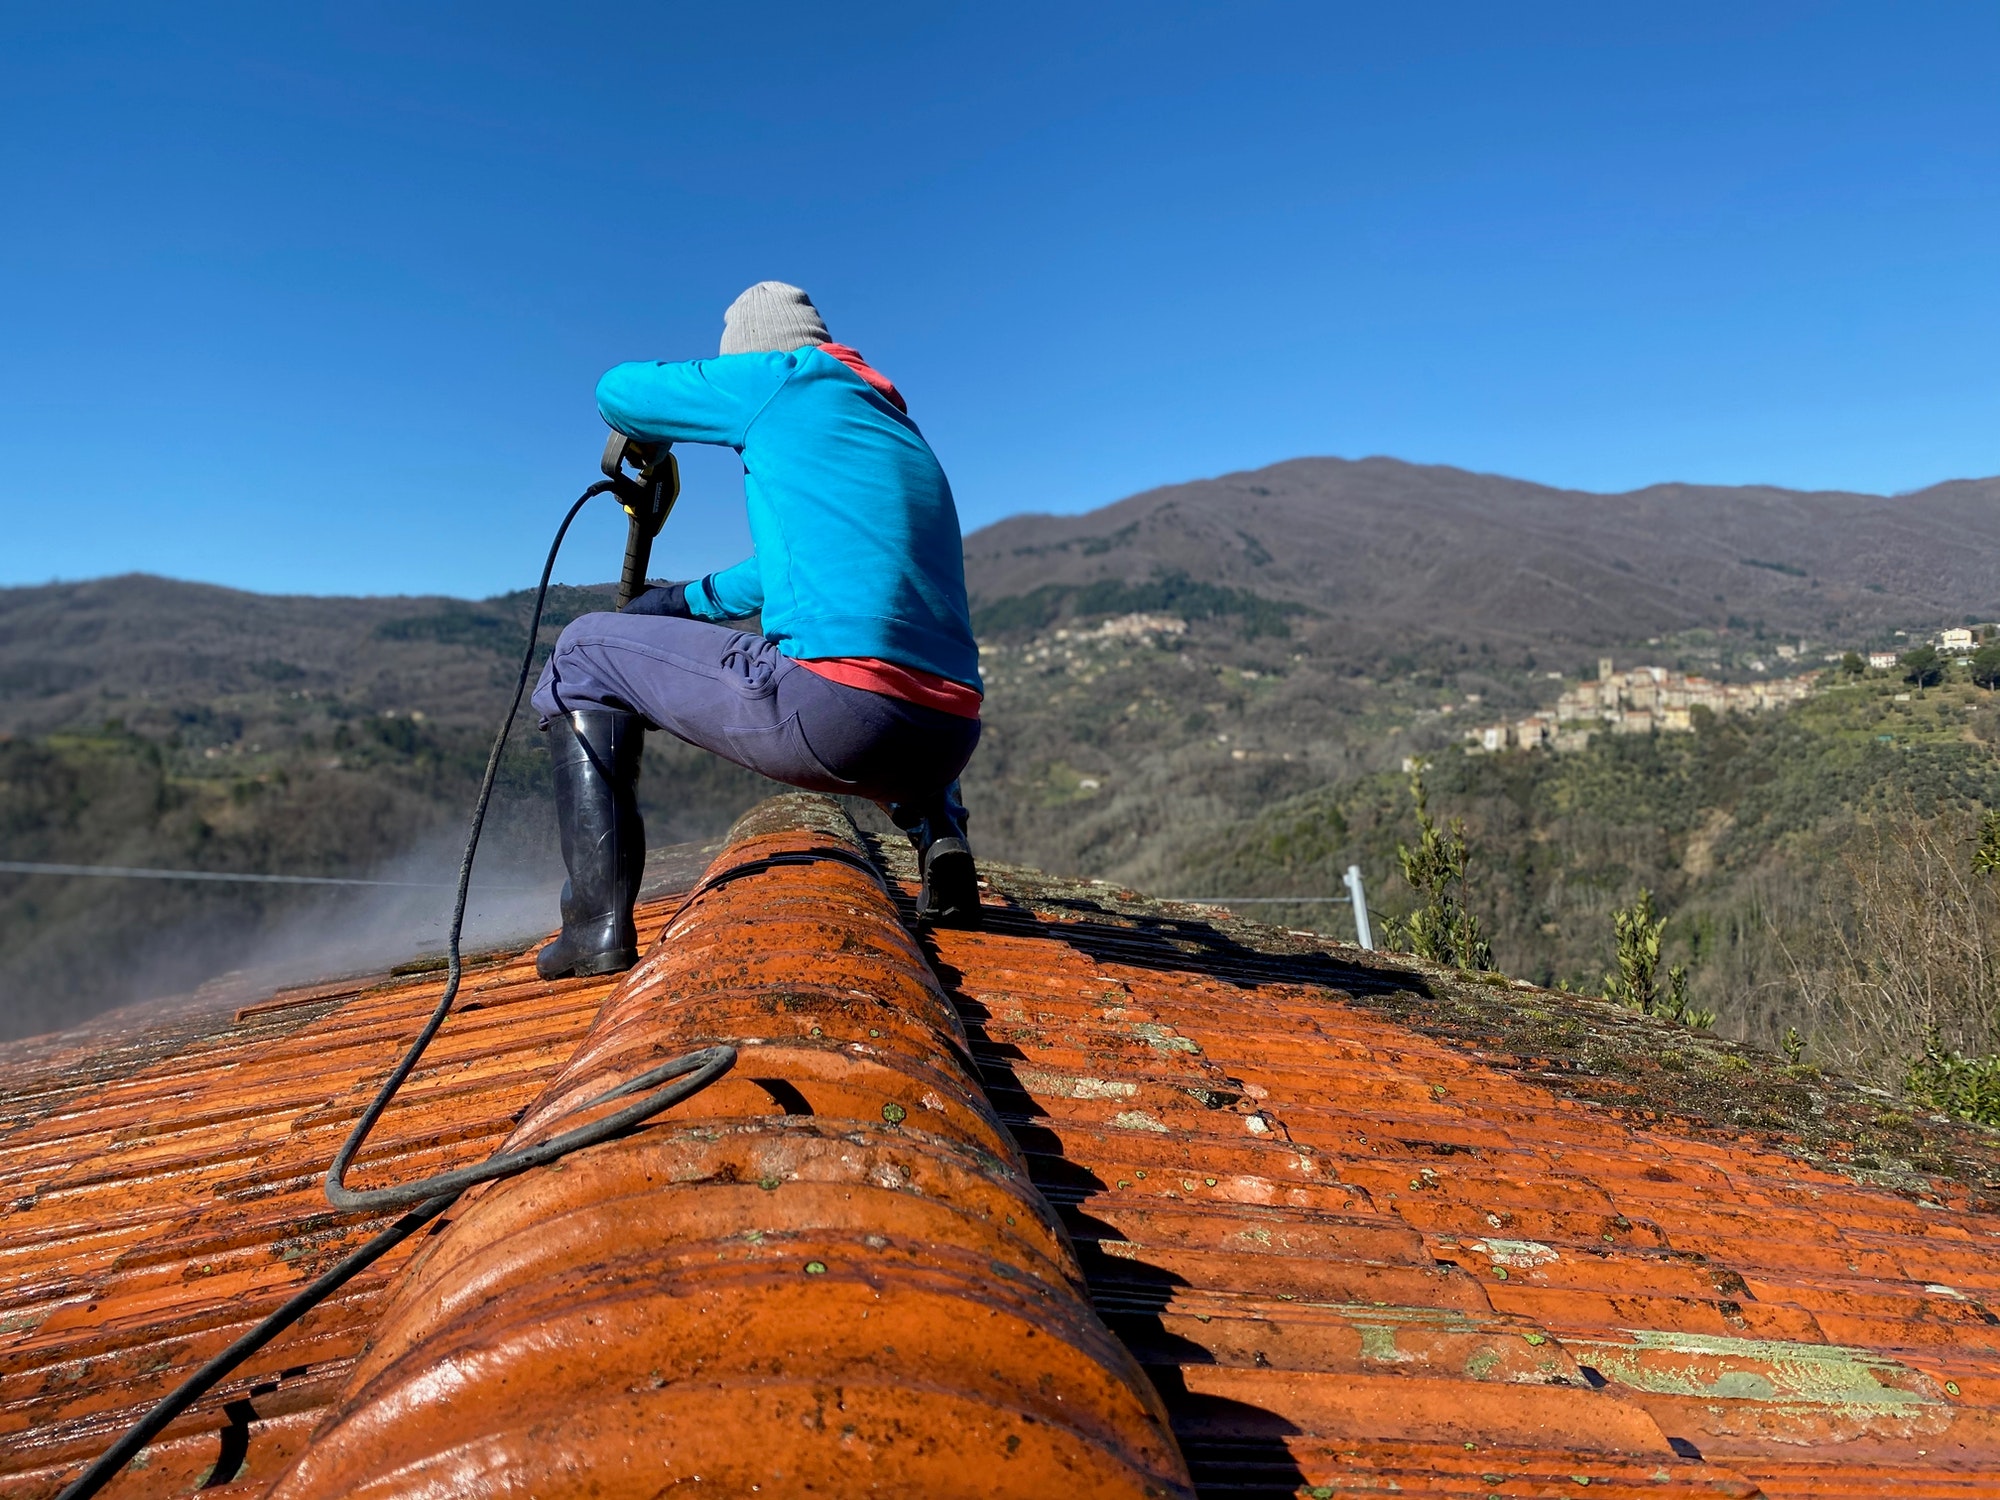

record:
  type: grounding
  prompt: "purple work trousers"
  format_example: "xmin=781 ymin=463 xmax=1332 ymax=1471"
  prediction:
xmin=531 ymin=613 xmax=978 ymax=805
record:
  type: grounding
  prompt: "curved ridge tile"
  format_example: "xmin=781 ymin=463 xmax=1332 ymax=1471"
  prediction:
xmin=262 ymin=794 xmax=1193 ymax=1500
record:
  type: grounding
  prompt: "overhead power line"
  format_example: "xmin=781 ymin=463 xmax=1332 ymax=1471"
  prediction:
xmin=0 ymin=860 xmax=515 ymax=890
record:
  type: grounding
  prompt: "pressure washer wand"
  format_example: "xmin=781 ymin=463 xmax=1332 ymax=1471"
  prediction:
xmin=601 ymin=432 xmax=680 ymax=609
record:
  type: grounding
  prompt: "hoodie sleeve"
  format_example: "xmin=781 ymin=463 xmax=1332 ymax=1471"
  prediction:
xmin=594 ymin=352 xmax=794 ymax=447
xmin=690 ymin=559 xmax=765 ymax=621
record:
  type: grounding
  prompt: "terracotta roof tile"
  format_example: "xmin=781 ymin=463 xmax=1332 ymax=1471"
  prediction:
xmin=906 ymin=857 xmax=2000 ymax=1496
xmin=0 ymin=935 xmax=634 ymax=1494
xmin=5 ymin=792 xmax=2000 ymax=1496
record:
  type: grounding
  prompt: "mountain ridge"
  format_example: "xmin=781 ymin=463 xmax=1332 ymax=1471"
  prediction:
xmin=961 ymin=455 xmax=2000 ymax=653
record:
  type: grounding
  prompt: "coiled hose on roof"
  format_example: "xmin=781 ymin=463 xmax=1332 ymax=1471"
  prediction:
xmin=56 ymin=483 xmax=737 ymax=1500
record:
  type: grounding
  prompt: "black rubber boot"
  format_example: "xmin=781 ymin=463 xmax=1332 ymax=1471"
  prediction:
xmin=888 ymin=780 xmax=981 ymax=928
xmin=536 ymin=709 xmax=646 ymax=980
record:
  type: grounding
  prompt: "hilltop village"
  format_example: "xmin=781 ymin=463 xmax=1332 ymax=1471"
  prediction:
xmin=1465 ymin=658 xmax=1818 ymax=754
xmin=1465 ymin=621 xmax=1997 ymax=755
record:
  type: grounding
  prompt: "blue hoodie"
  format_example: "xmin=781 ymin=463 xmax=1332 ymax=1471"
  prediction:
xmin=594 ymin=347 xmax=982 ymax=692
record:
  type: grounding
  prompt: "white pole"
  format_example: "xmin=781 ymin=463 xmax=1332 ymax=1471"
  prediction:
xmin=1343 ymin=864 xmax=1374 ymax=950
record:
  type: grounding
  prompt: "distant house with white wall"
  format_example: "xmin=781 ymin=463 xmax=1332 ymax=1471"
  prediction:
xmin=1941 ymin=627 xmax=1976 ymax=654
xmin=1868 ymin=651 xmax=1898 ymax=670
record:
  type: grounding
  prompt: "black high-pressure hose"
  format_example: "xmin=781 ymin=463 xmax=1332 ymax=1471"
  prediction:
xmin=56 ymin=482 xmax=736 ymax=1500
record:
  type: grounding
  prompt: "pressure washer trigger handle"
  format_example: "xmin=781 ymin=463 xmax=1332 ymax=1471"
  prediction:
xmin=602 ymin=431 xmax=634 ymax=481
xmin=609 ymin=439 xmax=679 ymax=611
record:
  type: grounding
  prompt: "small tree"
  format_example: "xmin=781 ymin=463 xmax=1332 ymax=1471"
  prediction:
xmin=1969 ymin=643 xmax=2000 ymax=691
xmin=1387 ymin=761 xmax=1493 ymax=971
xmin=1901 ymin=644 xmax=1944 ymax=689
xmin=1602 ymin=888 xmax=1714 ymax=1028
xmin=1840 ymin=650 xmax=1866 ymax=679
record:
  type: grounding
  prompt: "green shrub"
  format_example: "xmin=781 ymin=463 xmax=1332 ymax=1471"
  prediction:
xmin=1906 ymin=1043 xmax=2000 ymax=1126
xmin=1384 ymin=761 xmax=1493 ymax=971
xmin=1602 ymin=888 xmax=1715 ymax=1029
xmin=1978 ymin=810 xmax=2000 ymax=876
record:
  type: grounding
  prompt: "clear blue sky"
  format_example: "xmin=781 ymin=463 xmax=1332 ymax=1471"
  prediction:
xmin=3 ymin=4 xmax=1996 ymax=598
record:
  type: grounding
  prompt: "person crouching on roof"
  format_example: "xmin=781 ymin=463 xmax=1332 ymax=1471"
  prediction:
xmin=528 ymin=281 xmax=983 ymax=979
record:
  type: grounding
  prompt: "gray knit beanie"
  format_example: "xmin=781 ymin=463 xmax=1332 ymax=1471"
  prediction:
xmin=719 ymin=281 xmax=830 ymax=355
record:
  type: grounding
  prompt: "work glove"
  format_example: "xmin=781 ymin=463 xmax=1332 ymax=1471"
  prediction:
xmin=623 ymin=581 xmax=694 ymax=618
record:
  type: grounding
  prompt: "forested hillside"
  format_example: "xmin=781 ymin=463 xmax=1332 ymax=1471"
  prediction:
xmin=0 ymin=579 xmax=781 ymax=1036
xmin=1180 ymin=677 xmax=2000 ymax=1059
